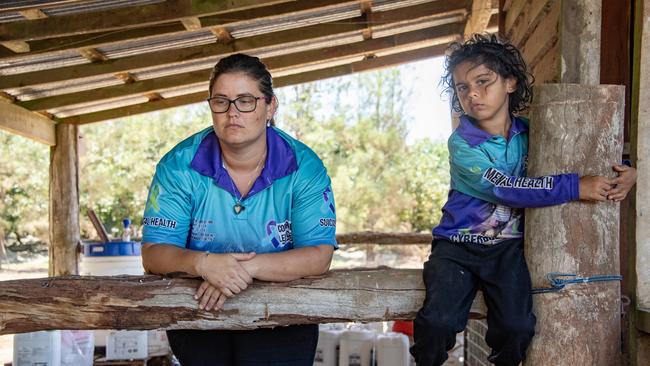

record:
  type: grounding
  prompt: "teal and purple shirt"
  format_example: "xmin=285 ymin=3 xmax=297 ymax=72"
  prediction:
xmin=142 ymin=126 xmax=337 ymax=253
xmin=433 ymin=115 xmax=580 ymax=245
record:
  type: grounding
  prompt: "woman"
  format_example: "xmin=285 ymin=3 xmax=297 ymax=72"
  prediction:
xmin=141 ymin=53 xmax=337 ymax=366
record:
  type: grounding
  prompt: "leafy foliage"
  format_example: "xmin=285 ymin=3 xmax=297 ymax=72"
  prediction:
xmin=0 ymin=67 xmax=450 ymax=243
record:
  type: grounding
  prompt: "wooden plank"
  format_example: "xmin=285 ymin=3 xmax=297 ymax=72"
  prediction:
xmin=19 ymin=8 xmax=48 ymax=19
xmin=520 ymin=0 xmax=559 ymax=70
xmin=0 ymin=0 xmax=467 ymax=89
xmin=504 ymin=0 xmax=528 ymax=36
xmin=20 ymin=23 xmax=462 ymax=111
xmin=464 ymin=0 xmax=493 ymax=38
xmin=509 ymin=0 xmax=553 ymax=49
xmin=48 ymin=123 xmax=80 ymax=276
xmin=0 ymin=0 xmax=357 ymax=58
xmin=0 ymin=99 xmax=55 ymax=145
xmin=0 ymin=270 xmax=487 ymax=334
xmin=529 ymin=37 xmax=559 ymax=83
xmin=1 ymin=40 xmax=29 ymax=53
xmin=58 ymin=44 xmax=449 ymax=125
xmin=0 ymin=0 xmax=294 ymax=42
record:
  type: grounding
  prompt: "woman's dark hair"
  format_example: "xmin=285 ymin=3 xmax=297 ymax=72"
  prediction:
xmin=442 ymin=34 xmax=533 ymax=115
xmin=209 ymin=53 xmax=275 ymax=104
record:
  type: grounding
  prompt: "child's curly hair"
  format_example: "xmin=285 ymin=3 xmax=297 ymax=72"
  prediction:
xmin=442 ymin=34 xmax=534 ymax=115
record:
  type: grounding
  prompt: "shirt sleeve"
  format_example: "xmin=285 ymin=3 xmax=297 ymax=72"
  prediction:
xmin=450 ymin=139 xmax=579 ymax=208
xmin=141 ymin=161 xmax=192 ymax=247
xmin=290 ymin=155 xmax=337 ymax=248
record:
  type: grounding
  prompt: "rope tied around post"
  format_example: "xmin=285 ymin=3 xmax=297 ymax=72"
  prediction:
xmin=531 ymin=272 xmax=623 ymax=294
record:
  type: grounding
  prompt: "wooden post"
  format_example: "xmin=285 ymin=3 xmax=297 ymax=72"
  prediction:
xmin=48 ymin=123 xmax=79 ymax=276
xmin=634 ymin=0 xmax=650 ymax=361
xmin=559 ymin=0 xmax=602 ymax=85
xmin=524 ymin=84 xmax=624 ymax=365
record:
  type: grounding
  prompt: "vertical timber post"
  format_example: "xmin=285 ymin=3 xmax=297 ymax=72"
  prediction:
xmin=524 ymin=84 xmax=624 ymax=365
xmin=49 ymin=123 xmax=80 ymax=276
xmin=634 ymin=0 xmax=650 ymax=362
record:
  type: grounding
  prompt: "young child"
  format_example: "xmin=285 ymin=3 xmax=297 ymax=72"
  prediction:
xmin=410 ymin=34 xmax=637 ymax=366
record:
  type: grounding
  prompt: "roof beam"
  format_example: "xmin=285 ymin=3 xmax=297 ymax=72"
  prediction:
xmin=58 ymin=43 xmax=449 ymax=125
xmin=0 ymin=99 xmax=55 ymax=145
xmin=0 ymin=0 xmax=293 ymax=42
xmin=20 ymin=23 xmax=463 ymax=111
xmin=0 ymin=0 xmax=358 ymax=57
xmin=464 ymin=0 xmax=494 ymax=38
xmin=0 ymin=0 xmax=467 ymax=89
xmin=0 ymin=1 xmax=83 ymax=13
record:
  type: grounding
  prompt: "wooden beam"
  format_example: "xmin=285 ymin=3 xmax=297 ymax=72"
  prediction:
xmin=19 ymin=8 xmax=48 ymax=20
xmin=0 ymin=0 xmax=467 ymax=89
xmin=58 ymin=43 xmax=449 ymax=125
xmin=48 ymin=123 xmax=79 ymax=276
xmin=0 ymin=0 xmax=294 ymax=42
xmin=0 ymin=270 xmax=487 ymax=334
xmin=0 ymin=0 xmax=358 ymax=58
xmin=0 ymin=99 xmax=55 ymax=145
xmin=1 ymin=40 xmax=29 ymax=53
xmin=180 ymin=17 xmax=202 ymax=31
xmin=464 ymin=0 xmax=493 ymax=38
xmin=21 ymin=23 xmax=462 ymax=111
xmin=0 ymin=0 xmax=83 ymax=13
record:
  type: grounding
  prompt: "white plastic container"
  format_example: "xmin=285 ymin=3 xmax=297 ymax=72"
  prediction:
xmin=80 ymin=241 xmax=148 ymax=353
xmin=375 ymin=332 xmax=410 ymax=366
xmin=314 ymin=328 xmax=344 ymax=366
xmin=79 ymin=241 xmax=144 ymax=277
xmin=106 ymin=330 xmax=148 ymax=360
xmin=147 ymin=329 xmax=170 ymax=357
xmin=60 ymin=330 xmax=94 ymax=366
xmin=338 ymin=329 xmax=375 ymax=366
xmin=13 ymin=330 xmax=62 ymax=366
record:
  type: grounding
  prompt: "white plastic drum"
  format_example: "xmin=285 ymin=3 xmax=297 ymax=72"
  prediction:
xmin=375 ymin=332 xmax=410 ymax=366
xmin=13 ymin=331 xmax=62 ymax=366
xmin=80 ymin=241 xmax=144 ymax=349
xmin=338 ymin=329 xmax=375 ymax=366
xmin=314 ymin=328 xmax=344 ymax=366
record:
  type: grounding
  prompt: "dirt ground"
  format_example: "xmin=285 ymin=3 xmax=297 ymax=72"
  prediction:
xmin=0 ymin=246 xmax=465 ymax=365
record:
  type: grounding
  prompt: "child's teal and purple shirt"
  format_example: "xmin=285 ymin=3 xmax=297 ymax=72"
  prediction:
xmin=433 ymin=115 xmax=580 ymax=245
xmin=142 ymin=126 xmax=337 ymax=253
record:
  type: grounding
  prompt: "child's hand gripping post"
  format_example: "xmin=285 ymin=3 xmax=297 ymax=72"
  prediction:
xmin=607 ymin=164 xmax=637 ymax=202
xmin=579 ymin=175 xmax=614 ymax=202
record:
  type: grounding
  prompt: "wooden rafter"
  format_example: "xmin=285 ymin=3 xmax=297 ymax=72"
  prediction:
xmin=0 ymin=0 xmax=294 ymax=42
xmin=464 ymin=0 xmax=493 ymax=38
xmin=20 ymin=23 xmax=463 ymax=111
xmin=57 ymin=43 xmax=450 ymax=125
xmin=0 ymin=0 xmax=467 ymax=89
xmin=0 ymin=99 xmax=55 ymax=145
xmin=0 ymin=0 xmax=360 ymax=58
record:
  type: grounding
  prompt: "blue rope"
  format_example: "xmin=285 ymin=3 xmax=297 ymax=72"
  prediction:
xmin=531 ymin=272 xmax=622 ymax=294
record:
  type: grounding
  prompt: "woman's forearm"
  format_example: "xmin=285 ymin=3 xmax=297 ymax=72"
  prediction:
xmin=141 ymin=243 xmax=202 ymax=276
xmin=241 ymin=245 xmax=334 ymax=282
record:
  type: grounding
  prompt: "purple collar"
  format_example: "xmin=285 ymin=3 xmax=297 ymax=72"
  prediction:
xmin=456 ymin=115 xmax=528 ymax=147
xmin=190 ymin=127 xmax=298 ymax=199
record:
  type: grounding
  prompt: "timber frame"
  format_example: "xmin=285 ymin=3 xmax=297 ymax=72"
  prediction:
xmin=0 ymin=0 xmax=499 ymax=142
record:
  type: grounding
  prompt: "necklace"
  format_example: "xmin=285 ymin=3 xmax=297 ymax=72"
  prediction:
xmin=223 ymin=150 xmax=266 ymax=215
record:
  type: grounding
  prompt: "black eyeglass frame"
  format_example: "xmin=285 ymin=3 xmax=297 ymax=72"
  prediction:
xmin=206 ymin=95 xmax=264 ymax=113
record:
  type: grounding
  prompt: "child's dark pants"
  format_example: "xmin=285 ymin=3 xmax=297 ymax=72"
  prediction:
xmin=410 ymin=238 xmax=536 ymax=366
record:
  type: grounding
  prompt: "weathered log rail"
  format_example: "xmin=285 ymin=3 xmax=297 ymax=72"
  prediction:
xmin=0 ymin=269 xmax=486 ymax=335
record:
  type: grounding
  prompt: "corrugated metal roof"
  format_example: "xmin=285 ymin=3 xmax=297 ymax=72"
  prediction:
xmin=0 ymin=0 xmax=500 ymax=125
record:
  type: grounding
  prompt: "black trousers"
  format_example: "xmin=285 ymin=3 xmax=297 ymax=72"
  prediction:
xmin=410 ymin=238 xmax=536 ymax=366
xmin=167 ymin=324 xmax=318 ymax=366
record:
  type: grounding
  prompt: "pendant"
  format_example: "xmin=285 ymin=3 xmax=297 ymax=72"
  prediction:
xmin=233 ymin=203 xmax=244 ymax=215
